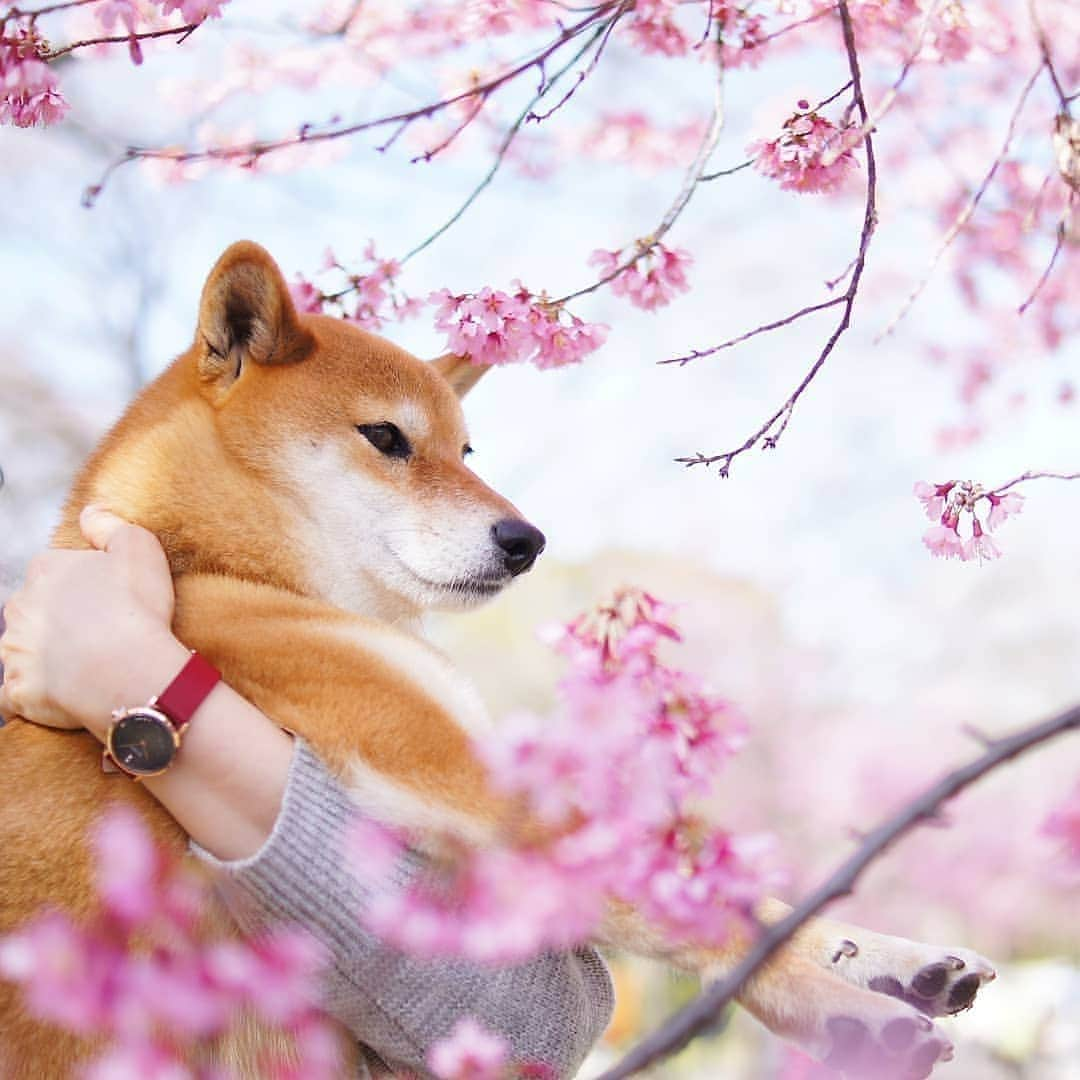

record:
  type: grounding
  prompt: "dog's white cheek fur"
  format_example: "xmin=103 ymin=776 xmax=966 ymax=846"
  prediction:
xmin=280 ymin=442 xmax=504 ymax=617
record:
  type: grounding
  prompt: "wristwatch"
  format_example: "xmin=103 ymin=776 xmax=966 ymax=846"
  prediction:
xmin=103 ymin=652 xmax=221 ymax=779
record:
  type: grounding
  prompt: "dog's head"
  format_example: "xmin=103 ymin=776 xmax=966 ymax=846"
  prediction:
xmin=191 ymin=241 xmax=545 ymax=617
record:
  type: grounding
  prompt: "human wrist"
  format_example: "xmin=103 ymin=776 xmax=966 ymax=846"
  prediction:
xmin=74 ymin=629 xmax=192 ymax=741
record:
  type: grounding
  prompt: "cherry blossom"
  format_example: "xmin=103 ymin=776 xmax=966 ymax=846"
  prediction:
xmin=0 ymin=33 xmax=68 ymax=129
xmin=589 ymin=243 xmax=693 ymax=311
xmin=160 ymin=0 xmax=230 ymax=22
xmin=431 ymin=285 xmax=608 ymax=369
xmin=350 ymin=589 xmax=779 ymax=963
xmin=0 ymin=807 xmax=339 ymax=1078
xmin=289 ymin=243 xmax=422 ymax=331
xmin=916 ymin=478 xmax=1030 ymax=562
xmin=749 ymin=101 xmax=859 ymax=195
xmin=428 ymin=1018 xmax=510 ymax=1080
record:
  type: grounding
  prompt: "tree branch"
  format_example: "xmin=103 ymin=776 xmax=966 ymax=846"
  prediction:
xmin=595 ymin=700 xmax=1080 ymax=1080
xmin=82 ymin=2 xmax=625 ymax=203
xmin=675 ymin=0 xmax=877 ymax=476
xmin=990 ymin=469 xmax=1080 ymax=496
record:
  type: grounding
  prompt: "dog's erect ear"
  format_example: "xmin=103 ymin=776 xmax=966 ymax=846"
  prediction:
xmin=431 ymin=353 xmax=490 ymax=399
xmin=197 ymin=241 xmax=314 ymax=387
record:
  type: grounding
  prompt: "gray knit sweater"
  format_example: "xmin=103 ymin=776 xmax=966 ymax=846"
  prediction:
xmin=193 ymin=740 xmax=614 ymax=1079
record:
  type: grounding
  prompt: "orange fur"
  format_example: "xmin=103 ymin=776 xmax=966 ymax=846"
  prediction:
xmin=0 ymin=242 xmax=988 ymax=1077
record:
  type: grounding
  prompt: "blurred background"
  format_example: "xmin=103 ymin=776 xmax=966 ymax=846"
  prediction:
xmin=1 ymin=2 xmax=1077 ymax=1075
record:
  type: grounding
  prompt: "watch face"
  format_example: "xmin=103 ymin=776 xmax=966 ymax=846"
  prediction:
xmin=108 ymin=709 xmax=179 ymax=777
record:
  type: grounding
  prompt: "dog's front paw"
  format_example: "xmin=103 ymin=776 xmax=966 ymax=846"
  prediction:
xmin=823 ymin=930 xmax=996 ymax=1017
xmin=821 ymin=1005 xmax=951 ymax=1079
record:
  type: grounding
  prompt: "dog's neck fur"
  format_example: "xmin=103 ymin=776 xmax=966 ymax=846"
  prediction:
xmin=56 ymin=356 xmax=424 ymax=631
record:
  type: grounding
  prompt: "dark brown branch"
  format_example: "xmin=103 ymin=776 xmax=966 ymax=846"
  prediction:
xmin=43 ymin=23 xmax=199 ymax=59
xmin=82 ymin=3 xmax=623 ymax=203
xmin=596 ymin=700 xmax=1080 ymax=1080
xmin=401 ymin=18 xmax=614 ymax=263
xmin=675 ymin=0 xmax=877 ymax=476
xmin=661 ymin=297 xmax=844 ymax=367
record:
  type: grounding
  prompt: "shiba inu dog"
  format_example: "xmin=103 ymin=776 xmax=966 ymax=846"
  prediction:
xmin=0 ymin=242 xmax=994 ymax=1077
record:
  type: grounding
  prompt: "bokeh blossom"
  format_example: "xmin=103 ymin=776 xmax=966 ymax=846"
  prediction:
xmin=350 ymin=588 xmax=780 ymax=964
xmin=1044 ymin=783 xmax=1080 ymax=867
xmin=0 ymin=806 xmax=338 ymax=1078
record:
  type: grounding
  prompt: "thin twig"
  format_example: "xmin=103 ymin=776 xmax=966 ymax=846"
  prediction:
xmin=676 ymin=0 xmax=877 ymax=476
xmin=43 ymin=22 xmax=199 ymax=59
xmin=877 ymin=64 xmax=1044 ymax=342
xmin=1017 ymin=216 xmax=1068 ymax=314
xmin=3 ymin=0 xmax=97 ymax=19
xmin=1028 ymin=0 xmax=1071 ymax=114
xmin=401 ymin=19 xmax=613 ymax=264
xmin=82 ymin=3 xmax=622 ymax=202
xmin=596 ymin=701 xmax=1080 ymax=1080
xmin=699 ymin=158 xmax=752 ymax=182
xmin=990 ymin=469 xmax=1080 ymax=496
xmin=552 ymin=40 xmax=726 ymax=307
xmin=661 ymin=298 xmax=845 ymax=367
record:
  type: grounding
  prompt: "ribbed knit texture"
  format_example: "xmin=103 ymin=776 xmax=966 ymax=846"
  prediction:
xmin=192 ymin=740 xmax=614 ymax=1078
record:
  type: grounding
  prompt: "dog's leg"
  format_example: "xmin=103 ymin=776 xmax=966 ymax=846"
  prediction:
xmin=600 ymin=902 xmax=972 ymax=1077
xmin=756 ymin=898 xmax=996 ymax=1018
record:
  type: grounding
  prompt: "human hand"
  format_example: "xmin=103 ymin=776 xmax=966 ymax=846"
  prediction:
xmin=0 ymin=507 xmax=178 ymax=734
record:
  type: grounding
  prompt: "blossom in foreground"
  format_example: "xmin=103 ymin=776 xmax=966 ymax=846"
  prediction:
xmin=916 ymin=480 xmax=1024 ymax=563
xmin=749 ymin=101 xmax=858 ymax=194
xmin=428 ymin=1018 xmax=510 ymax=1080
xmin=431 ymin=285 xmax=608 ymax=369
xmin=350 ymin=588 xmax=779 ymax=964
xmin=588 ymin=243 xmax=693 ymax=311
xmin=0 ymin=806 xmax=338 ymax=1077
xmin=160 ymin=0 xmax=231 ymax=21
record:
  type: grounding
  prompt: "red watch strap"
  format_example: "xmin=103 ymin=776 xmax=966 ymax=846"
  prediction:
xmin=155 ymin=652 xmax=221 ymax=728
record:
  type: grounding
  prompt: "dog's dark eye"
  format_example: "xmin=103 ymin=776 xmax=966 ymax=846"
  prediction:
xmin=357 ymin=423 xmax=411 ymax=460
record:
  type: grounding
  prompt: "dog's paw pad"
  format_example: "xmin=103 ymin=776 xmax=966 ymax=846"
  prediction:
xmin=945 ymin=972 xmax=982 ymax=1012
xmin=824 ymin=1016 xmax=868 ymax=1067
xmin=821 ymin=1007 xmax=951 ymax=1077
xmin=911 ymin=961 xmax=952 ymax=999
xmin=833 ymin=934 xmax=995 ymax=1018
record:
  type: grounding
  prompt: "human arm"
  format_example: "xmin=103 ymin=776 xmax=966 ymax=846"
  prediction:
xmin=0 ymin=507 xmax=293 ymax=860
xmin=0 ymin=509 xmax=614 ymax=1075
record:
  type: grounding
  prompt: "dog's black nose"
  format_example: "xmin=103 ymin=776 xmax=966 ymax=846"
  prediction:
xmin=492 ymin=519 xmax=546 ymax=576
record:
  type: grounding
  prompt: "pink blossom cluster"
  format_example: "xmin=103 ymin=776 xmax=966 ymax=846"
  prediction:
xmin=589 ymin=242 xmax=693 ymax=311
xmin=748 ymin=101 xmax=859 ymax=195
xmin=289 ymin=242 xmax=424 ymax=332
xmin=0 ymin=30 xmax=68 ymax=128
xmin=351 ymin=588 xmax=779 ymax=965
xmin=0 ymin=806 xmax=340 ymax=1078
xmin=1043 ymin=782 xmax=1080 ymax=868
xmin=915 ymin=480 xmax=1024 ymax=563
xmin=431 ymin=285 xmax=608 ymax=369
xmin=624 ymin=0 xmax=766 ymax=67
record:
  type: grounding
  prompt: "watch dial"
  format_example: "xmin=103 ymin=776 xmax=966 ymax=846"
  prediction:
xmin=110 ymin=713 xmax=177 ymax=775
